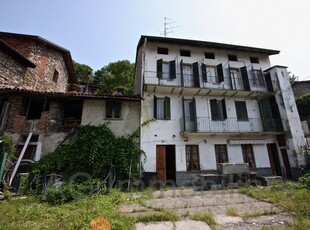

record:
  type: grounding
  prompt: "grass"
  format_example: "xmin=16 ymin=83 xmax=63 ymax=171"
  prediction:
xmin=135 ymin=210 xmax=180 ymax=223
xmin=240 ymin=183 xmax=310 ymax=229
xmin=226 ymin=207 xmax=239 ymax=216
xmin=193 ymin=211 xmax=217 ymax=230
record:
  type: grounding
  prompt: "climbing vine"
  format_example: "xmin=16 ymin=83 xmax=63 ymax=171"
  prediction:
xmin=33 ymin=124 xmax=144 ymax=181
xmin=0 ymin=135 xmax=16 ymax=157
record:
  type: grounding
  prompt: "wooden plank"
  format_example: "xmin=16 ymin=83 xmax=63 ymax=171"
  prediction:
xmin=156 ymin=145 xmax=166 ymax=183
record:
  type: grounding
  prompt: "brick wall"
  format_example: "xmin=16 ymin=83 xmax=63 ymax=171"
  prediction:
xmin=0 ymin=36 xmax=70 ymax=92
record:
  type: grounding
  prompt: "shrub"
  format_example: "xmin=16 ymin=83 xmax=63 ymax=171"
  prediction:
xmin=298 ymin=172 xmax=310 ymax=189
xmin=33 ymin=124 xmax=143 ymax=182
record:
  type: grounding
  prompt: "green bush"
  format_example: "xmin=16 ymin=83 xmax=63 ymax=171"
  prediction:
xmin=33 ymin=124 xmax=144 ymax=182
xmin=298 ymin=172 xmax=310 ymax=189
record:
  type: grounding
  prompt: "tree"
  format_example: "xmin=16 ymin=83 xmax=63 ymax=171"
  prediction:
xmin=73 ymin=61 xmax=94 ymax=83
xmin=296 ymin=93 xmax=310 ymax=120
xmin=94 ymin=60 xmax=135 ymax=95
xmin=288 ymin=71 xmax=299 ymax=85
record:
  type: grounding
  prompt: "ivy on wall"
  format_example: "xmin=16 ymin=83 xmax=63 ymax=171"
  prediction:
xmin=33 ymin=124 xmax=143 ymax=181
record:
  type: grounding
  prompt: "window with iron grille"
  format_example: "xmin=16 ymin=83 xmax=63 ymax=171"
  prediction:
xmin=106 ymin=101 xmax=121 ymax=119
xmin=186 ymin=145 xmax=200 ymax=171
xmin=242 ymin=144 xmax=256 ymax=168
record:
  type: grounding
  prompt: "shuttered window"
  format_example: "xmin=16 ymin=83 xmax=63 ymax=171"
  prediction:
xmin=235 ymin=101 xmax=248 ymax=121
xmin=210 ymin=99 xmax=227 ymax=121
xmin=154 ymin=96 xmax=171 ymax=120
xmin=186 ymin=145 xmax=200 ymax=171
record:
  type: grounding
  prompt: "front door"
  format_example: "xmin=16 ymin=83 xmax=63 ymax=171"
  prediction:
xmin=156 ymin=145 xmax=176 ymax=184
xmin=267 ymin=143 xmax=282 ymax=176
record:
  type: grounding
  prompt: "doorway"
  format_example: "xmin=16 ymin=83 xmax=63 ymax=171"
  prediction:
xmin=267 ymin=143 xmax=282 ymax=176
xmin=156 ymin=145 xmax=176 ymax=184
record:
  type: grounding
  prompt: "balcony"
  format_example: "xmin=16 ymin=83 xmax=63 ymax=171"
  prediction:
xmin=179 ymin=117 xmax=283 ymax=134
xmin=143 ymin=71 xmax=274 ymax=98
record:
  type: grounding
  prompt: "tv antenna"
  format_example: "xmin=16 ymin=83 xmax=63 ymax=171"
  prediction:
xmin=162 ymin=17 xmax=179 ymax=37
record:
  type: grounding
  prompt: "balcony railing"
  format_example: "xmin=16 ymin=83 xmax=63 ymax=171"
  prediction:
xmin=144 ymin=71 xmax=269 ymax=93
xmin=179 ymin=116 xmax=283 ymax=133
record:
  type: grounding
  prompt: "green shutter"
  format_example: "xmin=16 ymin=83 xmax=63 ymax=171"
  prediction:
xmin=210 ymin=99 xmax=218 ymax=120
xmin=164 ymin=96 xmax=171 ymax=120
xmin=201 ymin=63 xmax=207 ymax=82
xmin=217 ymin=63 xmax=224 ymax=82
xmin=192 ymin=62 xmax=200 ymax=87
xmin=192 ymin=98 xmax=197 ymax=131
xmin=180 ymin=60 xmax=184 ymax=87
xmin=182 ymin=97 xmax=186 ymax=131
xmin=169 ymin=60 xmax=176 ymax=79
xmin=154 ymin=95 xmax=157 ymax=119
xmin=221 ymin=99 xmax=227 ymax=119
xmin=157 ymin=59 xmax=163 ymax=79
xmin=240 ymin=66 xmax=250 ymax=91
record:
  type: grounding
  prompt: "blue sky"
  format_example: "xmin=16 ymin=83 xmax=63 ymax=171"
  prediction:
xmin=1 ymin=0 xmax=310 ymax=80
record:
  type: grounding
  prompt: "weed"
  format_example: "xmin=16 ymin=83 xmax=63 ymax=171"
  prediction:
xmin=193 ymin=211 xmax=217 ymax=229
xmin=135 ymin=210 xmax=180 ymax=222
xmin=226 ymin=207 xmax=239 ymax=216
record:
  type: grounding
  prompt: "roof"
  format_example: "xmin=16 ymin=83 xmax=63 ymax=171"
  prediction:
xmin=0 ymin=31 xmax=78 ymax=84
xmin=137 ymin=35 xmax=280 ymax=55
xmin=0 ymin=39 xmax=36 ymax=68
xmin=0 ymin=86 xmax=142 ymax=101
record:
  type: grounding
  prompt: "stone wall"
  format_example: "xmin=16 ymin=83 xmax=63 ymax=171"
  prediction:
xmin=0 ymin=49 xmax=28 ymax=87
xmin=292 ymin=81 xmax=310 ymax=98
xmin=0 ymin=36 xmax=69 ymax=92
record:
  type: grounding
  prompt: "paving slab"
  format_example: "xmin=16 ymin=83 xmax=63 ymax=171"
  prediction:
xmin=135 ymin=220 xmax=211 ymax=230
xmin=120 ymin=188 xmax=293 ymax=230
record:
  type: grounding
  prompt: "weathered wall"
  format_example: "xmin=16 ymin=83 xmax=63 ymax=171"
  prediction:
xmin=292 ymin=81 xmax=310 ymax=98
xmin=0 ymin=36 xmax=69 ymax=92
xmin=81 ymin=99 xmax=141 ymax=137
xmin=0 ymin=49 xmax=28 ymax=87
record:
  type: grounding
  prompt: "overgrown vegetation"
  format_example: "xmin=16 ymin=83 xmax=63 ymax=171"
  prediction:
xmin=240 ymin=173 xmax=310 ymax=229
xmin=31 ymin=124 xmax=144 ymax=204
xmin=0 ymin=190 xmax=137 ymax=230
xmin=0 ymin=135 xmax=16 ymax=157
xmin=296 ymin=93 xmax=310 ymax=121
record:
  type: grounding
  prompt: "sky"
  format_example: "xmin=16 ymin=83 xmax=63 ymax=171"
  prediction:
xmin=1 ymin=0 xmax=310 ymax=80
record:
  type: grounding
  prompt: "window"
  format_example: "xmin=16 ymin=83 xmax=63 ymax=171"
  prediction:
xmin=154 ymin=96 xmax=170 ymax=120
xmin=242 ymin=144 xmax=256 ymax=168
xmin=202 ymin=65 xmax=217 ymax=83
xmin=210 ymin=99 xmax=227 ymax=121
xmin=201 ymin=63 xmax=224 ymax=83
xmin=215 ymin=144 xmax=228 ymax=166
xmin=157 ymin=59 xmax=176 ymax=79
xmin=186 ymin=145 xmax=200 ymax=171
xmin=252 ymin=69 xmax=265 ymax=87
xmin=250 ymin=57 xmax=259 ymax=64
xmin=205 ymin=52 xmax=215 ymax=59
xmin=106 ymin=101 xmax=121 ymax=119
xmin=230 ymin=68 xmax=243 ymax=90
xmin=180 ymin=49 xmax=191 ymax=57
xmin=235 ymin=101 xmax=248 ymax=121
xmin=228 ymin=54 xmax=238 ymax=61
xmin=157 ymin=47 xmax=168 ymax=55
xmin=53 ymin=70 xmax=59 ymax=83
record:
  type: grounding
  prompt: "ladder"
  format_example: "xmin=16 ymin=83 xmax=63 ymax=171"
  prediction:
xmin=8 ymin=132 xmax=33 ymax=186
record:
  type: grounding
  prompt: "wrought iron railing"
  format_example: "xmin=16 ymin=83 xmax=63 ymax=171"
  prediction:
xmin=179 ymin=116 xmax=283 ymax=133
xmin=144 ymin=71 xmax=269 ymax=92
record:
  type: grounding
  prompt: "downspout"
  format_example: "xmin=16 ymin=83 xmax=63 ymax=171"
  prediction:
xmin=139 ymin=38 xmax=147 ymax=179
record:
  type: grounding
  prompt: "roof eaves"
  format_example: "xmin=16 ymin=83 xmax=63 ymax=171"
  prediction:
xmin=138 ymin=35 xmax=280 ymax=55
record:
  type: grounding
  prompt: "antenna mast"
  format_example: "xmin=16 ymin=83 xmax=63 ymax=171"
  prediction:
xmin=162 ymin=17 xmax=179 ymax=37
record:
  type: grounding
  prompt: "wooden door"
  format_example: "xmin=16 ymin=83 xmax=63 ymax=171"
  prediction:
xmin=156 ymin=145 xmax=166 ymax=183
xmin=267 ymin=144 xmax=282 ymax=176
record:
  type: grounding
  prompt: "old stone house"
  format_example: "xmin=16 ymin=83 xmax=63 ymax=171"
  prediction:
xmin=0 ymin=32 xmax=141 ymax=161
